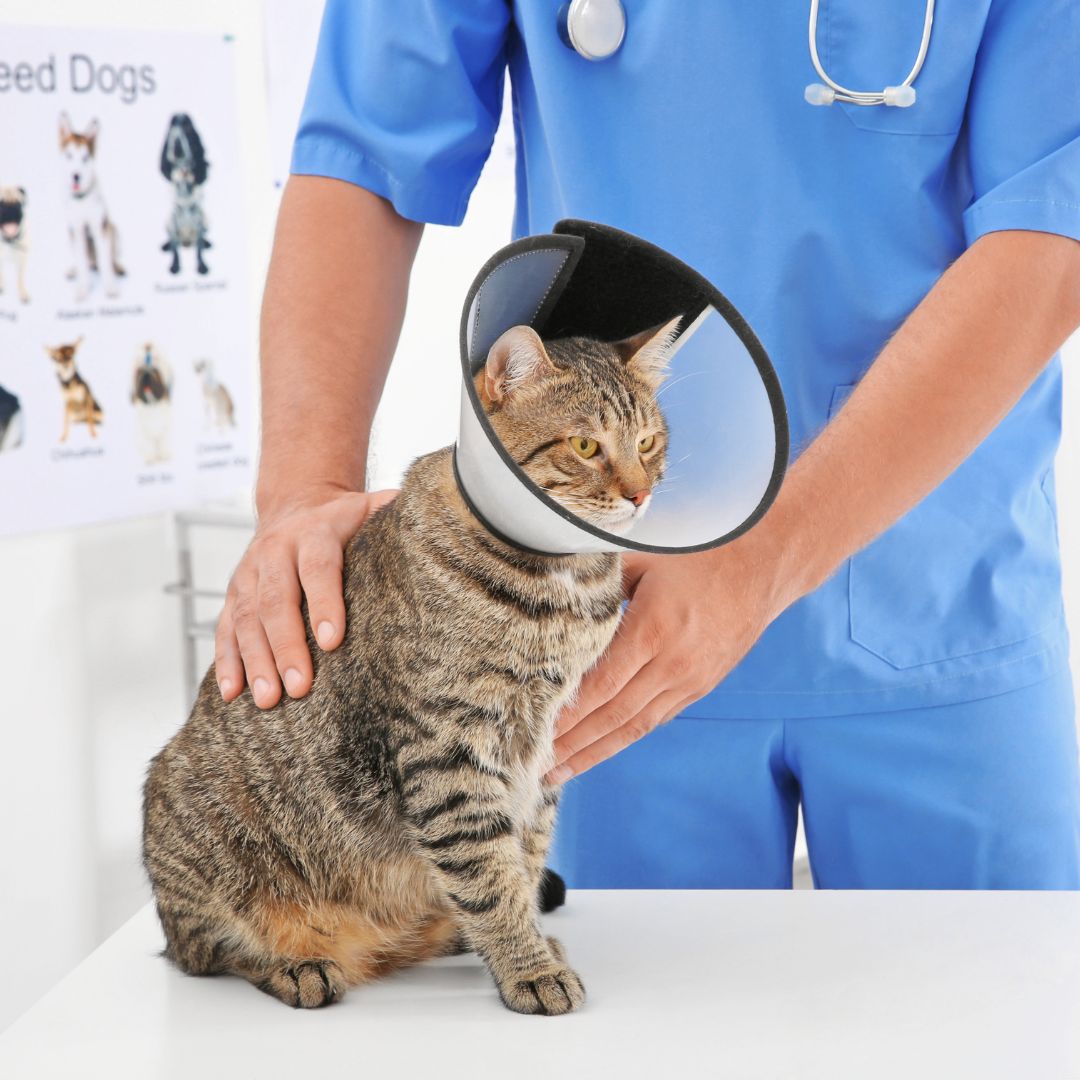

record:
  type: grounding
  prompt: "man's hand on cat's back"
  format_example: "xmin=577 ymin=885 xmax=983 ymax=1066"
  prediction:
xmin=215 ymin=487 xmax=398 ymax=710
xmin=546 ymin=538 xmax=796 ymax=782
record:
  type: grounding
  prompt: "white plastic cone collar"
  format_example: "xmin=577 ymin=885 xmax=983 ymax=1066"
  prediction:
xmin=454 ymin=220 xmax=789 ymax=555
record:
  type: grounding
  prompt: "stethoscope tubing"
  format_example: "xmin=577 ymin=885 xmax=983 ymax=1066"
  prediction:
xmin=807 ymin=0 xmax=935 ymax=105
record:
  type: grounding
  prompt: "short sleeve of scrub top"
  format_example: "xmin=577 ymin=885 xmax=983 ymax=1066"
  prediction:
xmin=962 ymin=0 xmax=1080 ymax=245
xmin=290 ymin=0 xmax=510 ymax=226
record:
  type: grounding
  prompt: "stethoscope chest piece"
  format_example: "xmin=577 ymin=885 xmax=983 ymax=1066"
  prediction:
xmin=558 ymin=0 xmax=626 ymax=61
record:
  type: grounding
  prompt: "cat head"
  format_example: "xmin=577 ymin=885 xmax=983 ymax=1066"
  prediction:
xmin=475 ymin=319 xmax=679 ymax=533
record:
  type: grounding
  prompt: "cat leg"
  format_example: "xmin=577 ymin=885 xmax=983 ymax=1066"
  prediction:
xmin=154 ymin=888 xmax=237 ymax=978
xmin=521 ymin=785 xmax=565 ymax=908
xmin=218 ymin=892 xmax=455 ymax=1009
xmin=403 ymin=781 xmax=585 ymax=1015
xmin=152 ymin=872 xmax=350 ymax=1008
xmin=164 ymin=904 xmax=346 ymax=1009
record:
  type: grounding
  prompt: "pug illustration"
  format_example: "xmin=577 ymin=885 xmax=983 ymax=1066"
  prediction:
xmin=0 ymin=186 xmax=29 ymax=304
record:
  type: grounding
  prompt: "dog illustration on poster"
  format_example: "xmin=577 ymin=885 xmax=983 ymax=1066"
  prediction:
xmin=131 ymin=342 xmax=173 ymax=465
xmin=60 ymin=113 xmax=126 ymax=300
xmin=160 ymin=114 xmax=211 ymax=275
xmin=193 ymin=359 xmax=235 ymax=431
xmin=46 ymin=337 xmax=103 ymax=442
xmin=0 ymin=186 xmax=30 ymax=304
xmin=0 ymin=384 xmax=23 ymax=452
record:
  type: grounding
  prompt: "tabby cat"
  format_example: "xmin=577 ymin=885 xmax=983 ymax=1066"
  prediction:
xmin=142 ymin=317 xmax=677 ymax=1015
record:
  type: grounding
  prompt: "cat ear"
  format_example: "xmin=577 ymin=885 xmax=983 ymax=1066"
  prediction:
xmin=480 ymin=326 xmax=553 ymax=407
xmin=614 ymin=316 xmax=682 ymax=389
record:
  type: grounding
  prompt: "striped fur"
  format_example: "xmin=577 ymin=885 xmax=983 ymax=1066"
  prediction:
xmin=142 ymin=327 xmax=671 ymax=1014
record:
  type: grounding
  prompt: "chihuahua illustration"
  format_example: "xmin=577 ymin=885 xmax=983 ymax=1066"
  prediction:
xmin=46 ymin=337 xmax=103 ymax=442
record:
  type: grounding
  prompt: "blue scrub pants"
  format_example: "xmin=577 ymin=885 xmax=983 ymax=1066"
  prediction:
xmin=551 ymin=669 xmax=1080 ymax=890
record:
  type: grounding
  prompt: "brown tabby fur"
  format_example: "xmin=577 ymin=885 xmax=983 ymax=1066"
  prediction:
xmin=142 ymin=320 xmax=676 ymax=1014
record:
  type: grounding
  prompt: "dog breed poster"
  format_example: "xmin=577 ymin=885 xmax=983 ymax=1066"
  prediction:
xmin=0 ymin=23 xmax=256 ymax=536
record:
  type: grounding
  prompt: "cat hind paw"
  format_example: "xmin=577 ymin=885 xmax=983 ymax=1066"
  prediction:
xmin=255 ymin=959 xmax=345 ymax=1009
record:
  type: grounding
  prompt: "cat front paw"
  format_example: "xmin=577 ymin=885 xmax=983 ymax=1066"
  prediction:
xmin=498 ymin=962 xmax=585 ymax=1016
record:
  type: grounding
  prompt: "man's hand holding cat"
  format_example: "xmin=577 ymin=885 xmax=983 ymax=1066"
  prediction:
xmin=547 ymin=539 xmax=795 ymax=783
xmin=216 ymin=486 xmax=398 ymax=709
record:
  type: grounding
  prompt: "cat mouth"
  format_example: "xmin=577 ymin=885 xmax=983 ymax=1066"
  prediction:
xmin=583 ymin=501 xmax=650 ymax=534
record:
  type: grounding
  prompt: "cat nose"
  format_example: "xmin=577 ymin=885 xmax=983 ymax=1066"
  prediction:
xmin=623 ymin=488 xmax=650 ymax=507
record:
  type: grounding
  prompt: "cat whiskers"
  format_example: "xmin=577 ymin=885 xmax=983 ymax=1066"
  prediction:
xmin=655 ymin=369 xmax=709 ymax=401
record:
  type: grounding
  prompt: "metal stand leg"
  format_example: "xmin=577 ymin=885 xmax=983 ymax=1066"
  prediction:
xmin=165 ymin=509 xmax=254 ymax=708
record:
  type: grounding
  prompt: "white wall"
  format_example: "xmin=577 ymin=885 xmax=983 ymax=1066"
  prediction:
xmin=0 ymin=0 xmax=273 ymax=1032
xmin=1 ymin=0 xmax=1078 ymax=1033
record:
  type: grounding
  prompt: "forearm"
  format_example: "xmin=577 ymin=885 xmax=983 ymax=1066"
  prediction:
xmin=256 ymin=176 xmax=423 ymax=518
xmin=757 ymin=229 xmax=1080 ymax=611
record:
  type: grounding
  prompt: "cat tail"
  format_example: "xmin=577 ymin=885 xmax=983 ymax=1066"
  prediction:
xmin=539 ymin=868 xmax=566 ymax=913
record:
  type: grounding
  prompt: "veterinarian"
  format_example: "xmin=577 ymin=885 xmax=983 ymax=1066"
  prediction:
xmin=219 ymin=1 xmax=1080 ymax=889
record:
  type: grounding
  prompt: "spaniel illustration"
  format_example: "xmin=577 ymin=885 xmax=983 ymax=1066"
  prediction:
xmin=160 ymin=113 xmax=211 ymax=275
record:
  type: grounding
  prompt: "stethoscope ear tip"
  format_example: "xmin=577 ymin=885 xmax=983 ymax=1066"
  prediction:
xmin=804 ymin=83 xmax=836 ymax=107
xmin=883 ymin=85 xmax=917 ymax=108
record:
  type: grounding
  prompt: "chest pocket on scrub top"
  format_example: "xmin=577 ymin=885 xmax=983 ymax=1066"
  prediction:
xmin=828 ymin=381 xmax=1065 ymax=671
xmin=815 ymin=0 xmax=991 ymax=135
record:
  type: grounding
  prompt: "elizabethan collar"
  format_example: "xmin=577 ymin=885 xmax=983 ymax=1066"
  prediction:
xmin=454 ymin=220 xmax=788 ymax=555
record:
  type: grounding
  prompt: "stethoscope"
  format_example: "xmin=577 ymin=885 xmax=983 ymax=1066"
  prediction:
xmin=559 ymin=0 xmax=936 ymax=109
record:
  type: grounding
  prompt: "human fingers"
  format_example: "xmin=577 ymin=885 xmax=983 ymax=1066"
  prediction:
xmin=213 ymin=603 xmax=245 ymax=701
xmin=297 ymin=529 xmax=346 ymax=653
xmin=229 ymin=571 xmax=283 ymax=709
xmin=554 ymin=616 xmax=659 ymax=738
xmin=550 ymin=657 xmax=670 ymax=770
xmin=255 ymin=545 xmax=314 ymax=699
xmin=548 ymin=689 xmax=692 ymax=783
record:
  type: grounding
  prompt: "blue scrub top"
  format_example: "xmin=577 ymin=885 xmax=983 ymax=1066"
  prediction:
xmin=292 ymin=0 xmax=1080 ymax=718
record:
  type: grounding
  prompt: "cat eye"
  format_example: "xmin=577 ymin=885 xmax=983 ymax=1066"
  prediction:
xmin=569 ymin=436 xmax=599 ymax=459
xmin=638 ymin=434 xmax=656 ymax=453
